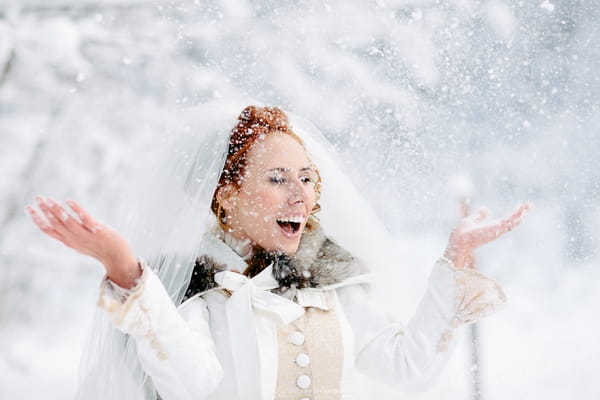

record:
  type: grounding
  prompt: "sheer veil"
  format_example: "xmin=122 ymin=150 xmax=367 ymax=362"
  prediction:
xmin=76 ymin=100 xmax=396 ymax=399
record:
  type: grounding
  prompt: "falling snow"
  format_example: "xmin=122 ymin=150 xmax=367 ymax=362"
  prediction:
xmin=0 ymin=0 xmax=599 ymax=399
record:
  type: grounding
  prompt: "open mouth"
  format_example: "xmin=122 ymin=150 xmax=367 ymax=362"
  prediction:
xmin=276 ymin=216 xmax=304 ymax=235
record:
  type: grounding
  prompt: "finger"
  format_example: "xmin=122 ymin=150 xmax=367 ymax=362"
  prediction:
xmin=66 ymin=199 xmax=103 ymax=233
xmin=27 ymin=205 xmax=51 ymax=230
xmin=503 ymin=203 xmax=534 ymax=231
xmin=26 ymin=205 xmax=66 ymax=242
xmin=38 ymin=199 xmax=65 ymax=227
xmin=36 ymin=196 xmax=69 ymax=231
xmin=35 ymin=196 xmax=82 ymax=238
xmin=472 ymin=206 xmax=490 ymax=223
xmin=512 ymin=203 xmax=533 ymax=221
xmin=40 ymin=196 xmax=87 ymax=234
xmin=35 ymin=196 xmax=61 ymax=228
xmin=460 ymin=198 xmax=471 ymax=218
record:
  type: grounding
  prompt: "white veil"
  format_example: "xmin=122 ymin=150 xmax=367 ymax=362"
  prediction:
xmin=288 ymin=113 xmax=395 ymax=267
xmin=76 ymin=100 xmax=397 ymax=399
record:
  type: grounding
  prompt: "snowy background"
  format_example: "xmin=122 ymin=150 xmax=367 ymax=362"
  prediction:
xmin=1 ymin=0 xmax=599 ymax=398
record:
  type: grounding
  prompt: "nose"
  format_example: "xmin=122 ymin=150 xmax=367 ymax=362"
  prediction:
xmin=287 ymin=179 xmax=305 ymax=206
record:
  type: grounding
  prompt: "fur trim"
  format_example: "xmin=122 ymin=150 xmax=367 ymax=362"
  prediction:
xmin=182 ymin=227 xmax=368 ymax=303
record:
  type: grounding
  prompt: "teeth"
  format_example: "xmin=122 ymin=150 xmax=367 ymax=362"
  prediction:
xmin=277 ymin=216 xmax=305 ymax=224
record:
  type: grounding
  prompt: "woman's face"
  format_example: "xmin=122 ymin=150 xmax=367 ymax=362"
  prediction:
xmin=222 ymin=133 xmax=318 ymax=255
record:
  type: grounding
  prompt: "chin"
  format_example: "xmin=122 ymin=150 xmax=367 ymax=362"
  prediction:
xmin=281 ymin=244 xmax=300 ymax=256
xmin=259 ymin=226 xmax=305 ymax=255
xmin=272 ymin=240 xmax=300 ymax=256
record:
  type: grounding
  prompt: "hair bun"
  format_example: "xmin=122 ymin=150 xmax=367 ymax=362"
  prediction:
xmin=239 ymin=106 xmax=289 ymax=131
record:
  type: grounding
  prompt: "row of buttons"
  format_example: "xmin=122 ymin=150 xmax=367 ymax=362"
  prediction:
xmin=288 ymin=331 xmax=312 ymax=394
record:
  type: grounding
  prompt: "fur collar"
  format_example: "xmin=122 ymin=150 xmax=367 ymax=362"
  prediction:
xmin=182 ymin=226 xmax=368 ymax=302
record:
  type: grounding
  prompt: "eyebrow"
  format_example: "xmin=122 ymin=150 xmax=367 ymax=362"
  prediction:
xmin=266 ymin=167 xmax=315 ymax=173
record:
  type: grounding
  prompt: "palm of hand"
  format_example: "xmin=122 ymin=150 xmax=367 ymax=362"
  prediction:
xmin=27 ymin=196 xmax=140 ymax=287
xmin=445 ymin=203 xmax=532 ymax=269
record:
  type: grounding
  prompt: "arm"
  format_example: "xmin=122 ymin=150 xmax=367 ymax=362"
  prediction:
xmin=27 ymin=197 xmax=223 ymax=398
xmin=338 ymin=204 xmax=530 ymax=392
xmin=99 ymin=261 xmax=224 ymax=400
xmin=338 ymin=258 xmax=505 ymax=392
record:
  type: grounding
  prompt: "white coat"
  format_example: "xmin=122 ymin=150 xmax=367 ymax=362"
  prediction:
xmin=98 ymin=228 xmax=506 ymax=400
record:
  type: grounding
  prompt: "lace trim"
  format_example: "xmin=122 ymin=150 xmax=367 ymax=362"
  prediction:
xmin=99 ymin=258 xmax=147 ymax=306
xmin=98 ymin=261 xmax=168 ymax=360
xmin=436 ymin=257 xmax=507 ymax=351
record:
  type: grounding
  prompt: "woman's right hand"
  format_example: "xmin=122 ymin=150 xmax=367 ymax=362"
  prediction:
xmin=26 ymin=196 xmax=141 ymax=288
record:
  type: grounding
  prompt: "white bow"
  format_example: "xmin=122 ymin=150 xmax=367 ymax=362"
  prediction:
xmin=214 ymin=269 xmax=306 ymax=324
xmin=213 ymin=268 xmax=305 ymax=400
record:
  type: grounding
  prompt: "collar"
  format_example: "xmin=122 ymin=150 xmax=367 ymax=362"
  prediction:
xmin=221 ymin=230 xmax=254 ymax=261
xmin=181 ymin=224 xmax=371 ymax=304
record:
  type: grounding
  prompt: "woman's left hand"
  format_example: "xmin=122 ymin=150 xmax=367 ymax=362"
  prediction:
xmin=444 ymin=203 xmax=533 ymax=269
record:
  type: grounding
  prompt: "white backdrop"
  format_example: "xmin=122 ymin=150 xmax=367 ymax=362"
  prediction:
xmin=1 ymin=0 xmax=599 ymax=398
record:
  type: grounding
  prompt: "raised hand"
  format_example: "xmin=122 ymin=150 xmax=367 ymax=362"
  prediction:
xmin=444 ymin=203 xmax=533 ymax=269
xmin=26 ymin=196 xmax=141 ymax=288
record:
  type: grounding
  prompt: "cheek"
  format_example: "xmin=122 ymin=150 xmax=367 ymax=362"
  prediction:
xmin=243 ymin=190 xmax=284 ymax=218
xmin=306 ymin=188 xmax=317 ymax=207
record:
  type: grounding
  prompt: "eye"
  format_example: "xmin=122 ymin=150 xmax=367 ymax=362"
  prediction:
xmin=300 ymin=170 xmax=319 ymax=185
xmin=269 ymin=175 xmax=287 ymax=184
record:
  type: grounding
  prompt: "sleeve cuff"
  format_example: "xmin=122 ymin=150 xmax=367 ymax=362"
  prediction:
xmin=97 ymin=258 xmax=158 ymax=337
xmin=432 ymin=257 xmax=507 ymax=351
xmin=102 ymin=259 xmax=146 ymax=303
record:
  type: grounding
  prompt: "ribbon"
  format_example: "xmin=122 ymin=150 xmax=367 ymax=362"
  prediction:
xmin=214 ymin=268 xmax=305 ymax=399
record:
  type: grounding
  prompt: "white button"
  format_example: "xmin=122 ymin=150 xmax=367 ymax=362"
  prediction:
xmin=300 ymin=398 xmax=310 ymax=400
xmin=295 ymin=353 xmax=310 ymax=367
xmin=288 ymin=331 xmax=305 ymax=346
xmin=296 ymin=374 xmax=311 ymax=389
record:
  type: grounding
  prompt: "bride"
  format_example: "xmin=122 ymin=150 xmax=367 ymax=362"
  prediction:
xmin=27 ymin=105 xmax=531 ymax=399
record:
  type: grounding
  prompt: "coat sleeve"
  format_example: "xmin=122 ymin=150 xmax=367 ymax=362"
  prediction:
xmin=98 ymin=260 xmax=224 ymax=400
xmin=336 ymin=258 xmax=506 ymax=392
